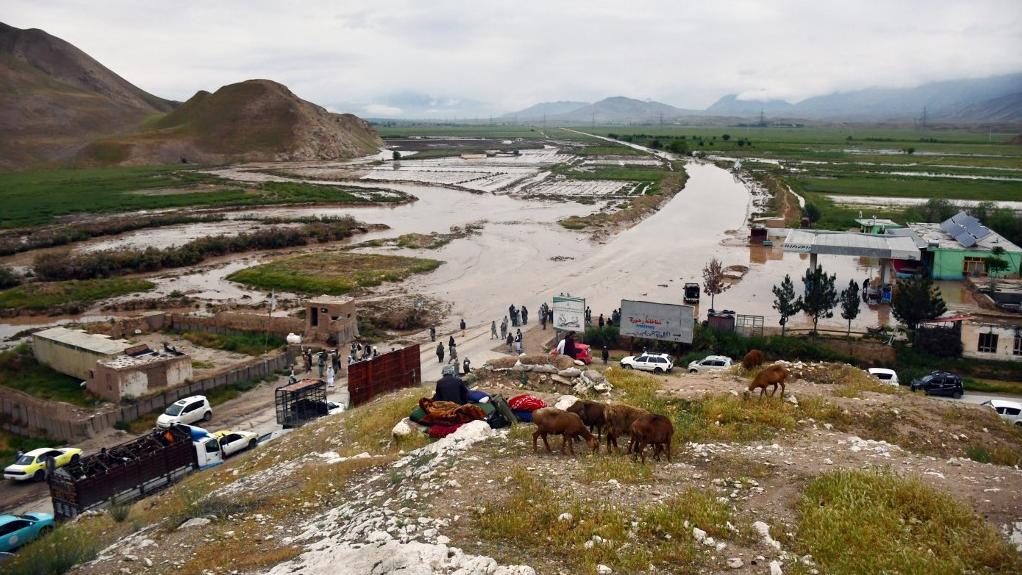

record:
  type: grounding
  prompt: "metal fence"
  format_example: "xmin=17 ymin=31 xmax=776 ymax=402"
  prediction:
xmin=347 ymin=345 xmax=421 ymax=407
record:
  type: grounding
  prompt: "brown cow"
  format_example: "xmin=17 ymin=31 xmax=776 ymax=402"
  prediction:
xmin=741 ymin=349 xmax=765 ymax=371
xmin=744 ymin=364 xmax=789 ymax=399
xmin=629 ymin=413 xmax=674 ymax=464
xmin=567 ymin=399 xmax=607 ymax=439
xmin=531 ymin=408 xmax=599 ymax=455
xmin=603 ymin=403 xmax=648 ymax=453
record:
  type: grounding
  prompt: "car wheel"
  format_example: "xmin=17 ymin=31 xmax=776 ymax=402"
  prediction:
xmin=39 ymin=525 xmax=53 ymax=537
xmin=689 ymin=369 xmax=698 ymax=373
xmin=654 ymin=367 xmax=663 ymax=374
xmin=249 ymin=439 xmax=258 ymax=450
xmin=203 ymin=411 xmax=212 ymax=422
xmin=623 ymin=364 xmax=633 ymax=370
xmin=70 ymin=454 xmax=80 ymax=464
xmin=33 ymin=469 xmax=45 ymax=482
xmin=953 ymin=391 xmax=963 ymax=399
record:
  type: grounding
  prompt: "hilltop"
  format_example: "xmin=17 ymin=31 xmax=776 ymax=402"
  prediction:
xmin=79 ymin=79 xmax=383 ymax=165
xmin=0 ymin=22 xmax=175 ymax=169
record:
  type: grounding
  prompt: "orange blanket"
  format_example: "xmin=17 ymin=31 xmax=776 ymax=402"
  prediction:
xmin=418 ymin=398 xmax=487 ymax=426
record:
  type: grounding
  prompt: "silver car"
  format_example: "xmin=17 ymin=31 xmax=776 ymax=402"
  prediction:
xmin=687 ymin=355 xmax=733 ymax=374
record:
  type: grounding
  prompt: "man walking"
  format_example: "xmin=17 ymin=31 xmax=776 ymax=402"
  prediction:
xmin=601 ymin=345 xmax=609 ymax=365
xmin=460 ymin=318 xmax=466 ymax=337
xmin=429 ymin=326 xmax=436 ymax=342
xmin=436 ymin=342 xmax=445 ymax=364
xmin=500 ymin=317 xmax=508 ymax=340
xmin=491 ymin=320 xmax=498 ymax=339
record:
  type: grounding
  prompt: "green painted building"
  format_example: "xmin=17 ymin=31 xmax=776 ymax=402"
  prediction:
xmin=901 ymin=212 xmax=1022 ymax=280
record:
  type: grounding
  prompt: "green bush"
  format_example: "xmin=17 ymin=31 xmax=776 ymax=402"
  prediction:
xmin=0 ymin=266 xmax=20 ymax=288
xmin=4 ymin=524 xmax=99 ymax=575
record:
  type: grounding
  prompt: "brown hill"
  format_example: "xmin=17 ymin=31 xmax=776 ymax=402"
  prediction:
xmin=0 ymin=22 xmax=175 ymax=169
xmin=79 ymin=79 xmax=383 ymax=165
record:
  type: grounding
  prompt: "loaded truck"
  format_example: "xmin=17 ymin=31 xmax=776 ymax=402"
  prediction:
xmin=683 ymin=283 xmax=700 ymax=304
xmin=275 ymin=378 xmax=331 ymax=428
xmin=48 ymin=424 xmax=224 ymax=520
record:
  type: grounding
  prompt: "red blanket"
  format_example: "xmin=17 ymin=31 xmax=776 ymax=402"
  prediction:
xmin=508 ymin=394 xmax=546 ymax=412
xmin=428 ymin=423 xmax=463 ymax=438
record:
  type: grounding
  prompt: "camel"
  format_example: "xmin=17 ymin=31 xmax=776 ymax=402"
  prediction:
xmin=743 ymin=364 xmax=789 ymax=399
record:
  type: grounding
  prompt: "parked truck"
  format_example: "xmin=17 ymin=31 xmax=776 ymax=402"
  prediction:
xmin=48 ymin=424 xmax=224 ymax=520
xmin=275 ymin=378 xmax=330 ymax=428
xmin=683 ymin=283 xmax=701 ymax=304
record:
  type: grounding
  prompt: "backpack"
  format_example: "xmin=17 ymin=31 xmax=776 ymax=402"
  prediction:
xmin=489 ymin=394 xmax=518 ymax=426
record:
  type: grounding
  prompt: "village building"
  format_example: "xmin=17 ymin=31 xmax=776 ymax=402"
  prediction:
xmin=960 ymin=320 xmax=1022 ymax=363
xmin=894 ymin=211 xmax=1022 ymax=280
xmin=305 ymin=295 xmax=359 ymax=345
xmin=855 ymin=217 xmax=903 ymax=235
xmin=32 ymin=327 xmax=131 ymax=381
xmin=88 ymin=347 xmax=193 ymax=401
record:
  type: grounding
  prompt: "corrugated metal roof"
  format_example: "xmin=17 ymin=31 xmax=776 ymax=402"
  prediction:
xmin=782 ymin=229 xmax=921 ymax=260
xmin=33 ymin=327 xmax=131 ymax=355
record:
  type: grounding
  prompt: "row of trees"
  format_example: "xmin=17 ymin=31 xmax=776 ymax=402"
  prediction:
xmin=771 ymin=264 xmax=948 ymax=337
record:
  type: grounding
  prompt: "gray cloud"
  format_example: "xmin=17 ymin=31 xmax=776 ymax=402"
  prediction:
xmin=5 ymin=0 xmax=1021 ymax=117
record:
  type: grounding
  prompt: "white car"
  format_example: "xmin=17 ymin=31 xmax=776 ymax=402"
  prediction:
xmin=620 ymin=353 xmax=674 ymax=374
xmin=867 ymin=368 xmax=900 ymax=387
xmin=213 ymin=430 xmax=259 ymax=457
xmin=687 ymin=355 xmax=733 ymax=374
xmin=981 ymin=399 xmax=1022 ymax=427
xmin=156 ymin=396 xmax=212 ymax=428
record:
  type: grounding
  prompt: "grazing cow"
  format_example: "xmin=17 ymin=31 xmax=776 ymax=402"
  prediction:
xmin=744 ymin=364 xmax=789 ymax=399
xmin=629 ymin=413 xmax=674 ymax=464
xmin=741 ymin=349 xmax=765 ymax=371
xmin=567 ymin=399 xmax=607 ymax=439
xmin=531 ymin=408 xmax=599 ymax=455
xmin=603 ymin=403 xmax=648 ymax=453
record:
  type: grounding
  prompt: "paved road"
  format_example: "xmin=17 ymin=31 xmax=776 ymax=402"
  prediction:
xmin=932 ymin=390 xmax=1022 ymax=406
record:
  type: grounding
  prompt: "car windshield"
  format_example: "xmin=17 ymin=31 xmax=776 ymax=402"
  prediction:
xmin=15 ymin=515 xmax=36 ymax=521
xmin=164 ymin=404 xmax=185 ymax=416
xmin=14 ymin=455 xmax=34 ymax=465
xmin=919 ymin=374 xmax=935 ymax=383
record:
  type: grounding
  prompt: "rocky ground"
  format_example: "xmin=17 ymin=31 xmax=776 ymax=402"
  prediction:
xmin=32 ymin=358 xmax=1022 ymax=575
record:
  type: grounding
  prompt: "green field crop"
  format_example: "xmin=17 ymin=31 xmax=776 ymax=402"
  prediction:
xmin=0 ymin=278 xmax=155 ymax=312
xmin=227 ymin=252 xmax=442 ymax=295
xmin=0 ymin=166 xmax=403 ymax=229
xmin=794 ymin=174 xmax=1022 ymax=201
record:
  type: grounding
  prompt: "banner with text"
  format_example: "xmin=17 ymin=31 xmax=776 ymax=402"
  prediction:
xmin=619 ymin=299 xmax=694 ymax=343
xmin=552 ymin=295 xmax=586 ymax=333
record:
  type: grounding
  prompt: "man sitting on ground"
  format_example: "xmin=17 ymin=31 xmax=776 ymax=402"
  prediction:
xmin=433 ymin=365 xmax=470 ymax=405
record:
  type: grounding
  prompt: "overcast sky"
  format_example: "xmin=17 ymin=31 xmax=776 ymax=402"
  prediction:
xmin=5 ymin=0 xmax=1021 ymax=117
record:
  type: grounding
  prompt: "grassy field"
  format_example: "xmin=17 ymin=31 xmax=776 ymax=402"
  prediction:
xmin=375 ymin=124 xmax=544 ymax=138
xmin=0 ymin=344 xmax=103 ymax=407
xmin=227 ymin=252 xmax=442 ymax=295
xmin=181 ymin=331 xmax=286 ymax=356
xmin=0 ymin=166 xmax=403 ymax=229
xmin=0 ymin=277 xmax=155 ymax=313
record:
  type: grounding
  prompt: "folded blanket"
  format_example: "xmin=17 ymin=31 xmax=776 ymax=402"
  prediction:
xmin=508 ymin=394 xmax=546 ymax=412
xmin=428 ymin=423 xmax=463 ymax=438
xmin=417 ymin=397 xmax=487 ymax=426
xmin=512 ymin=409 xmax=533 ymax=423
xmin=468 ymin=390 xmax=490 ymax=403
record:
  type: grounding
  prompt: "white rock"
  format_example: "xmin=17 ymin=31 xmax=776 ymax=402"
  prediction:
xmin=574 ymin=360 xmax=586 ymax=367
xmin=597 ymin=565 xmax=613 ymax=574
xmin=558 ymin=368 xmax=582 ymax=378
xmin=692 ymin=527 xmax=707 ymax=542
xmin=178 ymin=517 xmax=211 ymax=530
xmin=727 ymin=557 xmax=744 ymax=569
xmin=558 ymin=513 xmax=573 ymax=523
xmin=770 ymin=560 xmax=783 ymax=575
xmin=554 ymin=395 xmax=580 ymax=410
xmin=392 ymin=418 xmax=414 ymax=438
xmin=532 ymin=364 xmax=558 ymax=374
xmin=752 ymin=521 xmax=781 ymax=550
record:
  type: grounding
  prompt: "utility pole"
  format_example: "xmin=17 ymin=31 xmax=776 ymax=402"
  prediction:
xmin=920 ymin=106 xmax=928 ymax=131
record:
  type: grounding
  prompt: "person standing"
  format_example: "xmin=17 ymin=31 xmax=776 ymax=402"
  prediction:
xmin=491 ymin=320 xmax=498 ymax=339
xmin=508 ymin=304 xmax=516 ymax=327
xmin=429 ymin=326 xmax=436 ymax=342
xmin=541 ymin=311 xmax=547 ymax=330
xmin=500 ymin=317 xmax=508 ymax=340
xmin=449 ymin=342 xmax=458 ymax=364
xmin=506 ymin=332 xmax=513 ymax=352
xmin=462 ymin=357 xmax=471 ymax=374
xmin=514 ymin=329 xmax=523 ymax=355
xmin=318 ymin=350 xmax=326 ymax=378
xmin=601 ymin=345 xmax=609 ymax=365
xmin=522 ymin=306 xmax=529 ymax=325
xmin=436 ymin=342 xmax=445 ymax=364
xmin=326 ymin=364 xmax=335 ymax=388
xmin=460 ymin=318 xmax=466 ymax=336
xmin=598 ymin=314 xmax=605 ymax=329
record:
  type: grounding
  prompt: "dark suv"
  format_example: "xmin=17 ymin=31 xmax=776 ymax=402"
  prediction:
xmin=910 ymin=371 xmax=964 ymax=398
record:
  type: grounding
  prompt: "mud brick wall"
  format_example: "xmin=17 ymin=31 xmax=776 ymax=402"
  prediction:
xmin=170 ymin=312 xmax=303 ymax=337
xmin=0 ymin=348 xmax=297 ymax=442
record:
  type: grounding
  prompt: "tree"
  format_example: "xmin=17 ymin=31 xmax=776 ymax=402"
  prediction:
xmin=0 ymin=266 xmax=20 ymax=289
xmin=801 ymin=265 xmax=838 ymax=335
xmin=722 ymin=134 xmax=731 ymax=141
xmin=985 ymin=246 xmax=1011 ymax=293
xmin=839 ymin=279 xmax=861 ymax=338
xmin=392 ymin=150 xmax=401 ymax=161
xmin=771 ymin=274 xmax=802 ymax=336
xmin=803 ymin=203 xmax=822 ymax=224
xmin=891 ymin=273 xmax=947 ymax=333
xmin=702 ymin=258 xmax=731 ymax=310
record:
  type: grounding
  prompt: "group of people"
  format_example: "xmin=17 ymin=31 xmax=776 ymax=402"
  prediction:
xmin=435 ymin=335 xmax=471 ymax=375
xmin=507 ymin=304 xmax=528 ymax=327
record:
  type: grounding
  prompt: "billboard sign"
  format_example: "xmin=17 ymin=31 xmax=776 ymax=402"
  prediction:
xmin=619 ymin=299 xmax=694 ymax=343
xmin=552 ymin=295 xmax=585 ymax=333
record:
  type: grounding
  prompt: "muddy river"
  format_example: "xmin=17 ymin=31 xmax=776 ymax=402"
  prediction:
xmin=2 ymin=152 xmax=933 ymax=348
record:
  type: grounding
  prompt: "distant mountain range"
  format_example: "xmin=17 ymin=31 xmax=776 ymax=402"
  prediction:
xmin=506 ymin=74 xmax=1022 ymax=124
xmin=0 ymin=23 xmax=380 ymax=170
